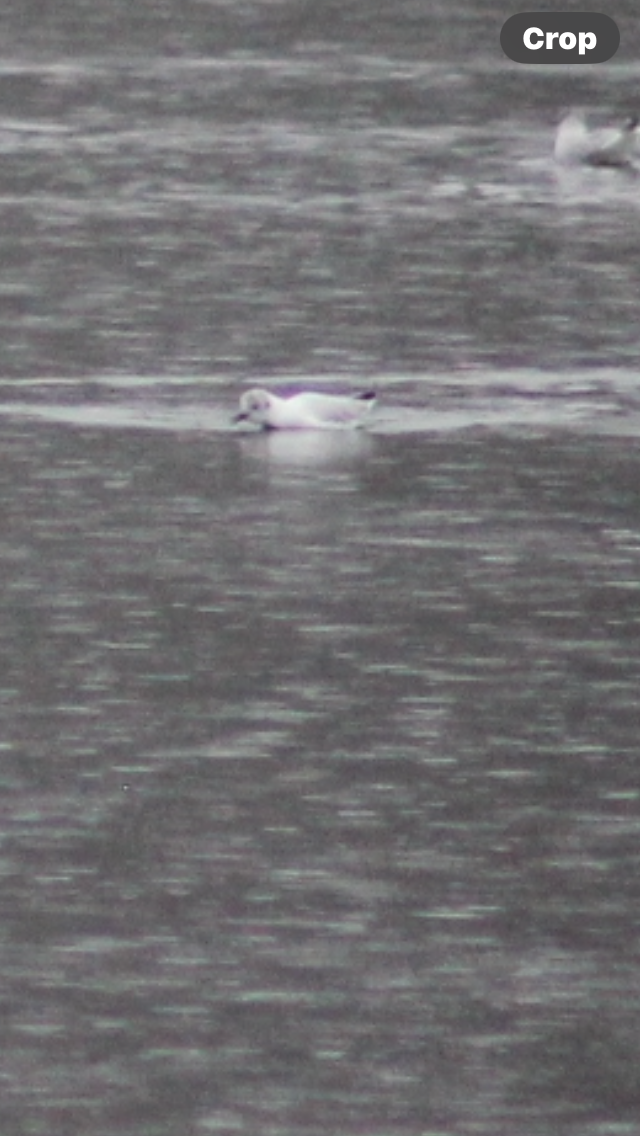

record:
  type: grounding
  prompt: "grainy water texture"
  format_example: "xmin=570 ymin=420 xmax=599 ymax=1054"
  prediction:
xmin=2 ymin=3 xmax=640 ymax=1134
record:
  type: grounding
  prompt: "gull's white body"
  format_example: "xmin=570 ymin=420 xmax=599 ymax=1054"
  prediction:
xmin=554 ymin=111 xmax=638 ymax=167
xmin=234 ymin=388 xmax=376 ymax=430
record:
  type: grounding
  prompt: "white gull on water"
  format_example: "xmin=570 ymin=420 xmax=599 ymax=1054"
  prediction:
xmin=233 ymin=388 xmax=377 ymax=430
xmin=554 ymin=110 xmax=639 ymax=168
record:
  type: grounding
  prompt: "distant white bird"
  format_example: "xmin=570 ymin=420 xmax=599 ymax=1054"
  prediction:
xmin=554 ymin=110 xmax=639 ymax=168
xmin=233 ymin=388 xmax=377 ymax=430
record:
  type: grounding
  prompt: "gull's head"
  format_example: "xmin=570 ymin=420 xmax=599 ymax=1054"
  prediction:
xmin=233 ymin=388 xmax=274 ymax=427
xmin=557 ymin=108 xmax=588 ymax=132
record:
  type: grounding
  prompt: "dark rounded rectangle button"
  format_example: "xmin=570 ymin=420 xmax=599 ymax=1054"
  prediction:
xmin=501 ymin=12 xmax=620 ymax=64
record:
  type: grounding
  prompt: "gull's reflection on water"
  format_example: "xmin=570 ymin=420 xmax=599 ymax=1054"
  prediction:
xmin=237 ymin=426 xmax=376 ymax=467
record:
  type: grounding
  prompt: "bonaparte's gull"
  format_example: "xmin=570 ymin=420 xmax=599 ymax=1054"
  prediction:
xmin=554 ymin=110 xmax=638 ymax=167
xmin=233 ymin=388 xmax=377 ymax=430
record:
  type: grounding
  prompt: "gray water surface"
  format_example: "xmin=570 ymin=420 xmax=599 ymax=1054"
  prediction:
xmin=3 ymin=8 xmax=640 ymax=1135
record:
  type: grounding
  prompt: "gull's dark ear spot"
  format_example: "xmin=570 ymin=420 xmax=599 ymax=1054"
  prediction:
xmin=358 ymin=391 xmax=376 ymax=402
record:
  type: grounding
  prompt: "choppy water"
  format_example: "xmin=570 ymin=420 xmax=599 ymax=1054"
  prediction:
xmin=3 ymin=6 xmax=640 ymax=1135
